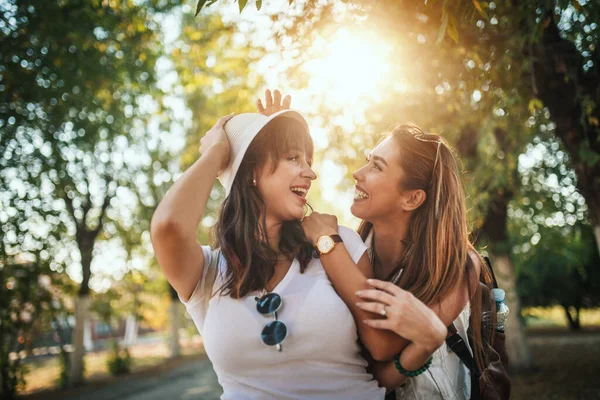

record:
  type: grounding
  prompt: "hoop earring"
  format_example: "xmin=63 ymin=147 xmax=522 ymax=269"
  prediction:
xmin=301 ymin=202 xmax=313 ymax=222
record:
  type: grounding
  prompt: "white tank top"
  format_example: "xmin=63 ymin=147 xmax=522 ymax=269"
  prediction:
xmin=180 ymin=226 xmax=385 ymax=400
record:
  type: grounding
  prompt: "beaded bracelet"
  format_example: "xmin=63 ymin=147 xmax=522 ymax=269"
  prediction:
xmin=393 ymin=354 xmax=433 ymax=377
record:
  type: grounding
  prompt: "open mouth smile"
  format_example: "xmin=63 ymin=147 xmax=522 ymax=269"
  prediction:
xmin=354 ymin=186 xmax=370 ymax=202
xmin=291 ymin=186 xmax=308 ymax=203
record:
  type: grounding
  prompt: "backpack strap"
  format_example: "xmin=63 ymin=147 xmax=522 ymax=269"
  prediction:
xmin=483 ymin=255 xmax=499 ymax=289
xmin=446 ymin=323 xmax=481 ymax=400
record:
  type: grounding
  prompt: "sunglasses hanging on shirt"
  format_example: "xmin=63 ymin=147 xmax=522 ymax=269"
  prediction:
xmin=255 ymin=292 xmax=287 ymax=352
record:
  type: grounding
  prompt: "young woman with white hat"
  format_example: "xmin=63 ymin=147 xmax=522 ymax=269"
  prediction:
xmin=151 ymin=95 xmax=446 ymax=398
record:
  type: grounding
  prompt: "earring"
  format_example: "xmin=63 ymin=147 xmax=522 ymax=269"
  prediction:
xmin=252 ymin=178 xmax=257 ymax=186
xmin=301 ymin=203 xmax=313 ymax=222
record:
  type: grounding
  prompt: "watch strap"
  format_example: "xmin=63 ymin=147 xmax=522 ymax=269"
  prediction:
xmin=331 ymin=234 xmax=343 ymax=244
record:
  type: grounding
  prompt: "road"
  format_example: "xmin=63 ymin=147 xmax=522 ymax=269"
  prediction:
xmin=63 ymin=357 xmax=222 ymax=400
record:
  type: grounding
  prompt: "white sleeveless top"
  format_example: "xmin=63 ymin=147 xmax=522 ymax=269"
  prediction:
xmin=180 ymin=226 xmax=385 ymax=400
xmin=365 ymin=230 xmax=472 ymax=400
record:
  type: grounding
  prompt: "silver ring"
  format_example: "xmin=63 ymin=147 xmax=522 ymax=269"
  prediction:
xmin=380 ymin=305 xmax=387 ymax=317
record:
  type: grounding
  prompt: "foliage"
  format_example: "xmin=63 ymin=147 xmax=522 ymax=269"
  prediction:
xmin=0 ymin=0 xmax=184 ymax=387
xmin=515 ymin=222 xmax=600 ymax=328
xmin=0 ymin=262 xmax=55 ymax=398
xmin=106 ymin=341 xmax=132 ymax=376
xmin=511 ymin=136 xmax=600 ymax=328
xmin=172 ymin=10 xmax=265 ymax=242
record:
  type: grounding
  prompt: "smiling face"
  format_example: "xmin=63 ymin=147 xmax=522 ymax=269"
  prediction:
xmin=229 ymin=116 xmax=316 ymax=226
xmin=215 ymin=115 xmax=317 ymax=298
xmin=257 ymin=148 xmax=316 ymax=224
xmin=351 ymin=137 xmax=408 ymax=223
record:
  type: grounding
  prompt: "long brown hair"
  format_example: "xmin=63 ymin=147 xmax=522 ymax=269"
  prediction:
xmin=357 ymin=124 xmax=493 ymax=371
xmin=215 ymin=116 xmax=315 ymax=299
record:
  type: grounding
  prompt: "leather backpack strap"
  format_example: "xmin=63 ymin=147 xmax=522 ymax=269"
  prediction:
xmin=446 ymin=323 xmax=481 ymax=400
xmin=483 ymin=255 xmax=499 ymax=289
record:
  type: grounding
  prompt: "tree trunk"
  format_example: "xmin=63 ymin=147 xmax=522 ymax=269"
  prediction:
xmin=595 ymin=225 xmax=600 ymax=260
xmin=563 ymin=305 xmax=581 ymax=331
xmin=168 ymin=301 xmax=181 ymax=358
xmin=168 ymin=285 xmax=181 ymax=358
xmin=69 ymin=294 xmax=89 ymax=386
xmin=490 ymin=253 xmax=532 ymax=370
xmin=479 ymin=188 xmax=532 ymax=370
xmin=124 ymin=314 xmax=138 ymax=348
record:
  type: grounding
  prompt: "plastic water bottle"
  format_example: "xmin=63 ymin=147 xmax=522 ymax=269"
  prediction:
xmin=493 ymin=288 xmax=509 ymax=333
xmin=482 ymin=288 xmax=510 ymax=333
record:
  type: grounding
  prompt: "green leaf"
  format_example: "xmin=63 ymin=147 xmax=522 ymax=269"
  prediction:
xmin=579 ymin=140 xmax=600 ymax=167
xmin=436 ymin=12 xmax=449 ymax=45
xmin=471 ymin=0 xmax=488 ymax=19
xmin=239 ymin=0 xmax=248 ymax=12
xmin=195 ymin=0 xmax=208 ymax=17
xmin=528 ymin=98 xmax=544 ymax=114
xmin=447 ymin=15 xmax=459 ymax=43
xmin=256 ymin=0 xmax=262 ymax=10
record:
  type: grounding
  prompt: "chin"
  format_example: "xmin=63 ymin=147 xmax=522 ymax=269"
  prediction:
xmin=285 ymin=209 xmax=304 ymax=222
xmin=350 ymin=202 xmax=366 ymax=219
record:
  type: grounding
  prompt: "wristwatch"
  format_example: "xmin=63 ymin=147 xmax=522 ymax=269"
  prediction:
xmin=315 ymin=234 xmax=343 ymax=257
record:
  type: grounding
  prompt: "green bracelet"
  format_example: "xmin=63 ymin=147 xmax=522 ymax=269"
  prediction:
xmin=393 ymin=354 xmax=433 ymax=377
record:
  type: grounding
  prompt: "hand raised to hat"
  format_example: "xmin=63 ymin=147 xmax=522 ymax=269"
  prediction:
xmin=257 ymin=89 xmax=292 ymax=116
xmin=199 ymin=113 xmax=235 ymax=174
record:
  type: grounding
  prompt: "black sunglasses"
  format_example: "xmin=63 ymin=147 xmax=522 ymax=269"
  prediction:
xmin=255 ymin=292 xmax=287 ymax=352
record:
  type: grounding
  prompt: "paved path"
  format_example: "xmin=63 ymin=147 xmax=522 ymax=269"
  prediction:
xmin=64 ymin=358 xmax=222 ymax=400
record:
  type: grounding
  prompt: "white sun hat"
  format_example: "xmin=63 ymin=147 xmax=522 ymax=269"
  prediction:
xmin=218 ymin=109 xmax=310 ymax=196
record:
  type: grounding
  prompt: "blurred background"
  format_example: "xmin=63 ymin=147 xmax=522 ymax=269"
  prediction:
xmin=1 ymin=0 xmax=599 ymax=399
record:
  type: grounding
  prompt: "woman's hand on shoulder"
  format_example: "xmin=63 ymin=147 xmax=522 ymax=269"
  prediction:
xmin=256 ymin=89 xmax=292 ymax=116
xmin=199 ymin=113 xmax=235 ymax=174
xmin=301 ymin=211 xmax=338 ymax=244
xmin=355 ymin=279 xmax=447 ymax=353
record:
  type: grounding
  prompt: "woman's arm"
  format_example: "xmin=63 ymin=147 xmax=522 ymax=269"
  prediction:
xmin=371 ymin=341 xmax=436 ymax=390
xmin=302 ymin=212 xmax=474 ymax=361
xmin=151 ymin=114 xmax=233 ymax=302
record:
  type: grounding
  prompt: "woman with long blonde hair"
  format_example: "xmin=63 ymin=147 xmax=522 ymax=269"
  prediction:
xmin=300 ymin=122 xmax=493 ymax=398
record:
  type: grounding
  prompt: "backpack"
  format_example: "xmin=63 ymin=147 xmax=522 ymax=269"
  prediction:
xmin=445 ymin=256 xmax=511 ymax=400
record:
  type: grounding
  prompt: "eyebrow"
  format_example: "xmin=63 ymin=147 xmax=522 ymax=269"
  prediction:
xmin=371 ymin=155 xmax=388 ymax=166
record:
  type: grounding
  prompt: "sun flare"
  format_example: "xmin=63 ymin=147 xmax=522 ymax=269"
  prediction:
xmin=304 ymin=29 xmax=393 ymax=108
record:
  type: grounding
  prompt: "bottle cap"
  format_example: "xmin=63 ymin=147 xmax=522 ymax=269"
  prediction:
xmin=492 ymin=288 xmax=505 ymax=302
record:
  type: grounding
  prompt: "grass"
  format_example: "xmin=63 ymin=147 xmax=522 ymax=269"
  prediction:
xmin=20 ymin=341 xmax=206 ymax=395
xmin=522 ymin=306 xmax=600 ymax=329
xmin=512 ymin=329 xmax=600 ymax=399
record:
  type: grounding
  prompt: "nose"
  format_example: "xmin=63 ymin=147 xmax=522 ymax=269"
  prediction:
xmin=302 ymin=163 xmax=317 ymax=181
xmin=353 ymin=165 xmax=366 ymax=182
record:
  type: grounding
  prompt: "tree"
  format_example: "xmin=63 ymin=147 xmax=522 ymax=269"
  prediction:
xmin=512 ymin=136 xmax=600 ymax=330
xmin=0 ymin=260 xmax=57 ymax=398
xmin=530 ymin=3 xmax=600 ymax=255
xmin=516 ymin=223 xmax=600 ymax=330
xmin=1 ymin=0 xmax=182 ymax=385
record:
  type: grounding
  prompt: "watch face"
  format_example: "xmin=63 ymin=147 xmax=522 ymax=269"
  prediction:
xmin=317 ymin=236 xmax=335 ymax=253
